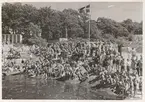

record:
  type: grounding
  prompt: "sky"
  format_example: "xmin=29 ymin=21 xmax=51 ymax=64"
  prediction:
xmin=21 ymin=2 xmax=142 ymax=22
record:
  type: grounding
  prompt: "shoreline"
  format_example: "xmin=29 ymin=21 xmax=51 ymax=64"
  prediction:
xmin=2 ymin=44 xmax=142 ymax=100
xmin=2 ymin=70 xmax=142 ymax=100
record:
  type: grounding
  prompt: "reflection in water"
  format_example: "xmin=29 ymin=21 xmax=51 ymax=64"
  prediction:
xmin=2 ymin=74 xmax=119 ymax=99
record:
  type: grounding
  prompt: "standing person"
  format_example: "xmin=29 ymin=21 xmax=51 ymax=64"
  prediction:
xmin=30 ymin=53 xmax=33 ymax=60
xmin=136 ymin=56 xmax=142 ymax=76
xmin=107 ymin=56 xmax=112 ymax=73
xmin=126 ymin=59 xmax=131 ymax=73
xmin=118 ymin=43 xmax=123 ymax=56
xmin=136 ymin=59 xmax=140 ymax=76
xmin=133 ymin=75 xmax=139 ymax=97
xmin=139 ymin=55 xmax=142 ymax=76
xmin=131 ymin=55 xmax=137 ymax=72
xmin=113 ymin=57 xmax=117 ymax=72
xmin=120 ymin=58 xmax=125 ymax=72
xmin=129 ymin=77 xmax=134 ymax=97
xmin=127 ymin=47 xmax=132 ymax=60
xmin=116 ymin=54 xmax=121 ymax=72
xmin=131 ymin=48 xmax=136 ymax=57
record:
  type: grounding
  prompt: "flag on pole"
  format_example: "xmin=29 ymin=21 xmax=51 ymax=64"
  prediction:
xmin=78 ymin=4 xmax=91 ymax=52
xmin=86 ymin=4 xmax=90 ymax=13
xmin=79 ymin=4 xmax=90 ymax=14
xmin=79 ymin=6 xmax=86 ymax=13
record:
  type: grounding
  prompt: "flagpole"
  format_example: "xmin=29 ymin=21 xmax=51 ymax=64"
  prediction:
xmin=78 ymin=4 xmax=91 ymax=55
xmin=65 ymin=26 xmax=68 ymax=39
xmin=88 ymin=4 xmax=91 ymax=54
xmin=89 ymin=9 xmax=91 ymax=43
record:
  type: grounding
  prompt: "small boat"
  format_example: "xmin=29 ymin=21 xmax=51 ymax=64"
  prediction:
xmin=51 ymin=72 xmax=70 ymax=81
xmin=29 ymin=74 xmax=36 ymax=78
xmin=3 ymin=68 xmax=25 ymax=76
xmin=55 ymin=75 xmax=70 ymax=81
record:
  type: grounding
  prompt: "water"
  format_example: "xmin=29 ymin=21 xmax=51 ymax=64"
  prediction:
xmin=2 ymin=74 xmax=120 ymax=100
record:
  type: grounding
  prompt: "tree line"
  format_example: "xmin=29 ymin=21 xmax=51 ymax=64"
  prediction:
xmin=2 ymin=3 xmax=142 ymax=46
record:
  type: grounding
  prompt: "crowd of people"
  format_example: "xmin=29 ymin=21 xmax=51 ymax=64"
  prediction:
xmin=2 ymin=40 xmax=142 ymax=98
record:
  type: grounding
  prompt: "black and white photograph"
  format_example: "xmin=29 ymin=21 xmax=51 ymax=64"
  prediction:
xmin=1 ymin=1 xmax=143 ymax=100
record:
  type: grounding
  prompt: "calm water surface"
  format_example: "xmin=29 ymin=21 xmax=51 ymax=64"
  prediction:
xmin=2 ymin=74 xmax=119 ymax=100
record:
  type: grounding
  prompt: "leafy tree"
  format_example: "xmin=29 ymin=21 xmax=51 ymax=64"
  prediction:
xmin=134 ymin=21 xmax=142 ymax=34
xmin=2 ymin=3 xmax=38 ymax=34
xmin=2 ymin=2 xmax=142 ymax=45
xmin=121 ymin=19 xmax=135 ymax=34
xmin=38 ymin=7 xmax=59 ymax=40
xmin=96 ymin=17 xmax=129 ymax=38
xmin=2 ymin=3 xmax=14 ymax=33
xmin=23 ymin=22 xmax=47 ymax=47
xmin=62 ymin=9 xmax=84 ymax=38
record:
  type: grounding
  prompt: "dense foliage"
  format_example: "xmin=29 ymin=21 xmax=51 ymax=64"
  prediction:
xmin=2 ymin=3 xmax=142 ymax=46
